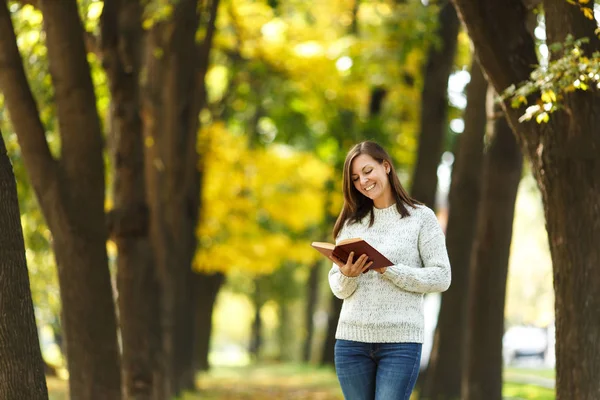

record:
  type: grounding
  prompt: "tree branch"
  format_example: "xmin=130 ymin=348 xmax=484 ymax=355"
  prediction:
xmin=450 ymin=0 xmax=545 ymax=156
xmin=0 ymin=0 xmax=57 ymax=199
xmin=38 ymin=0 xmax=105 ymax=190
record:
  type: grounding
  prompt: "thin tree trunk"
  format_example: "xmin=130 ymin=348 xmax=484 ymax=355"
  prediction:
xmin=193 ymin=272 xmax=225 ymax=372
xmin=410 ymin=1 xmax=460 ymax=207
xmin=278 ymin=299 xmax=293 ymax=362
xmin=0 ymin=128 xmax=48 ymax=400
xmin=304 ymin=178 xmax=337 ymax=363
xmin=303 ymin=261 xmax=321 ymax=362
xmin=422 ymin=60 xmax=487 ymax=400
xmin=463 ymin=100 xmax=522 ymax=400
xmin=321 ymin=295 xmax=343 ymax=366
xmin=249 ymin=283 xmax=265 ymax=360
xmin=0 ymin=2 xmax=122 ymax=399
xmin=100 ymin=1 xmax=162 ymax=398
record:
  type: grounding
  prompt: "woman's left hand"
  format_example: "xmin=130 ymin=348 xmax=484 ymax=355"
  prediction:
xmin=372 ymin=267 xmax=387 ymax=274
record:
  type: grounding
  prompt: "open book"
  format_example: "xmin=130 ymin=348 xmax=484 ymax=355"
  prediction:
xmin=311 ymin=238 xmax=393 ymax=272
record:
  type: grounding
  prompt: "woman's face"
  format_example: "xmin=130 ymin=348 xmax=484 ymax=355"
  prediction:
xmin=350 ymin=154 xmax=391 ymax=203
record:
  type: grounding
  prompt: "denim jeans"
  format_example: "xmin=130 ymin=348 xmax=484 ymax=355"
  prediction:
xmin=334 ymin=339 xmax=422 ymax=400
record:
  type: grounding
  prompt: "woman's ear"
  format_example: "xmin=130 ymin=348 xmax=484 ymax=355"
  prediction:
xmin=384 ymin=161 xmax=391 ymax=174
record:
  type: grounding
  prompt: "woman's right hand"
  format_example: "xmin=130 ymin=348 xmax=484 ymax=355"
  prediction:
xmin=329 ymin=252 xmax=373 ymax=277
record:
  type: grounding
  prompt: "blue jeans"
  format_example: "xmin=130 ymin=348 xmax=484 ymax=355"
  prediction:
xmin=334 ymin=339 xmax=422 ymax=400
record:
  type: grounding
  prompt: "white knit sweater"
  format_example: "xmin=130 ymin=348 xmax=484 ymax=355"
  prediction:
xmin=328 ymin=203 xmax=451 ymax=343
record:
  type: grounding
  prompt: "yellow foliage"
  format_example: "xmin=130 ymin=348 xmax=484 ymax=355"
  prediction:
xmin=195 ymin=124 xmax=332 ymax=274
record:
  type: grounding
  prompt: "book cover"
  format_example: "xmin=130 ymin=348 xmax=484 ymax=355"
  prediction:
xmin=311 ymin=238 xmax=393 ymax=271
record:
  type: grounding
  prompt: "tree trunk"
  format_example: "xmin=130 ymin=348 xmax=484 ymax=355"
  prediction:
xmin=303 ymin=261 xmax=321 ymax=362
xmin=462 ymin=101 xmax=522 ymax=400
xmin=410 ymin=1 xmax=460 ymax=207
xmin=304 ymin=179 xmax=337 ymax=363
xmin=249 ymin=283 xmax=265 ymax=360
xmin=0 ymin=2 xmax=122 ymax=399
xmin=141 ymin=0 xmax=219 ymax=396
xmin=100 ymin=1 xmax=162 ymax=398
xmin=451 ymin=1 xmax=600 ymax=398
xmin=321 ymin=295 xmax=343 ymax=366
xmin=0 ymin=129 xmax=48 ymax=400
xmin=422 ymin=60 xmax=487 ymax=400
xmin=278 ymin=299 xmax=294 ymax=362
xmin=193 ymin=272 xmax=225 ymax=372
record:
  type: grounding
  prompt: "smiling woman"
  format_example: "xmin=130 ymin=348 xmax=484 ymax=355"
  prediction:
xmin=327 ymin=140 xmax=452 ymax=400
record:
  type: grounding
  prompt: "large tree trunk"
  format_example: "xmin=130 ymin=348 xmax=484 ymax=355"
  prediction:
xmin=410 ymin=1 xmax=460 ymax=207
xmin=451 ymin=0 xmax=600 ymax=398
xmin=142 ymin=0 xmax=219 ymax=395
xmin=462 ymin=101 xmax=522 ymax=400
xmin=0 ymin=129 xmax=48 ymax=400
xmin=193 ymin=272 xmax=225 ymax=372
xmin=422 ymin=60 xmax=487 ymax=400
xmin=100 ymin=1 xmax=162 ymax=399
xmin=0 ymin=2 xmax=122 ymax=399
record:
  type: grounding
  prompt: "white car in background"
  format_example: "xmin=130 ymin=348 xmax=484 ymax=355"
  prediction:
xmin=503 ymin=325 xmax=548 ymax=365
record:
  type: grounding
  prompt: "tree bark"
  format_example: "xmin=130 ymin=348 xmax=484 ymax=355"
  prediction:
xmin=0 ymin=2 xmax=122 ymax=399
xmin=451 ymin=0 xmax=600 ymax=398
xmin=142 ymin=0 xmax=220 ymax=395
xmin=463 ymin=101 xmax=522 ymax=400
xmin=0 ymin=128 xmax=49 ymax=400
xmin=100 ymin=1 xmax=162 ymax=399
xmin=321 ymin=295 xmax=343 ymax=366
xmin=422 ymin=60 xmax=487 ymax=400
xmin=193 ymin=272 xmax=225 ymax=372
xmin=410 ymin=1 xmax=460 ymax=207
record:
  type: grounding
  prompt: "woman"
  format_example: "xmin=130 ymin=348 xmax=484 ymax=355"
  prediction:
xmin=328 ymin=141 xmax=451 ymax=400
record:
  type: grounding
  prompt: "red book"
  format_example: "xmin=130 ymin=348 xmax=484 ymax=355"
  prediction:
xmin=311 ymin=238 xmax=393 ymax=271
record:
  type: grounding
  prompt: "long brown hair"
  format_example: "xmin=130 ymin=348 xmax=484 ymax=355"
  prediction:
xmin=332 ymin=141 xmax=420 ymax=239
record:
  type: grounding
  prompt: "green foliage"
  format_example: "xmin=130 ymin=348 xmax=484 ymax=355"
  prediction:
xmin=502 ymin=35 xmax=600 ymax=124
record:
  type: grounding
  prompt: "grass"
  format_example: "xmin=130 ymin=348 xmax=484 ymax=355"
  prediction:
xmin=190 ymin=363 xmax=344 ymax=400
xmin=503 ymin=382 xmax=555 ymax=400
xmin=46 ymin=363 xmax=556 ymax=399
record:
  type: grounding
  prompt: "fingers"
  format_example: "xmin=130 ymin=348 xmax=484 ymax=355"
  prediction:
xmin=337 ymin=253 xmax=372 ymax=277
xmin=347 ymin=252 xmax=354 ymax=266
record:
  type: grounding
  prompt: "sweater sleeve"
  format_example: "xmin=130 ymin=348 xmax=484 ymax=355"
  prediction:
xmin=382 ymin=208 xmax=451 ymax=293
xmin=327 ymin=222 xmax=360 ymax=299
xmin=328 ymin=265 xmax=359 ymax=299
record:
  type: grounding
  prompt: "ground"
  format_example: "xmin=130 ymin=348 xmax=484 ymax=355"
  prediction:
xmin=46 ymin=363 xmax=555 ymax=399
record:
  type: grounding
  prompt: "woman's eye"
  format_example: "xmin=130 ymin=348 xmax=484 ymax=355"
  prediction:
xmin=366 ymin=169 xmax=372 ymax=174
xmin=352 ymin=177 xmax=359 ymax=182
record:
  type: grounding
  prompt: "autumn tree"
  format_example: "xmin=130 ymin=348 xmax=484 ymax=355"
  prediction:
xmin=423 ymin=59 xmax=487 ymax=399
xmin=0 ymin=2 xmax=122 ymax=398
xmin=463 ymin=98 xmax=523 ymax=400
xmin=410 ymin=0 xmax=460 ymax=207
xmin=96 ymin=0 xmax=220 ymax=396
xmin=451 ymin=0 xmax=600 ymax=397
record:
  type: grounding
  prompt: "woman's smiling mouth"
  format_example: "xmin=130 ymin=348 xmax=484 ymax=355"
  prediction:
xmin=365 ymin=184 xmax=376 ymax=191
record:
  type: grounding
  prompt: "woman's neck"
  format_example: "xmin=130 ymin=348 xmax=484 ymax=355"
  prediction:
xmin=373 ymin=192 xmax=395 ymax=209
